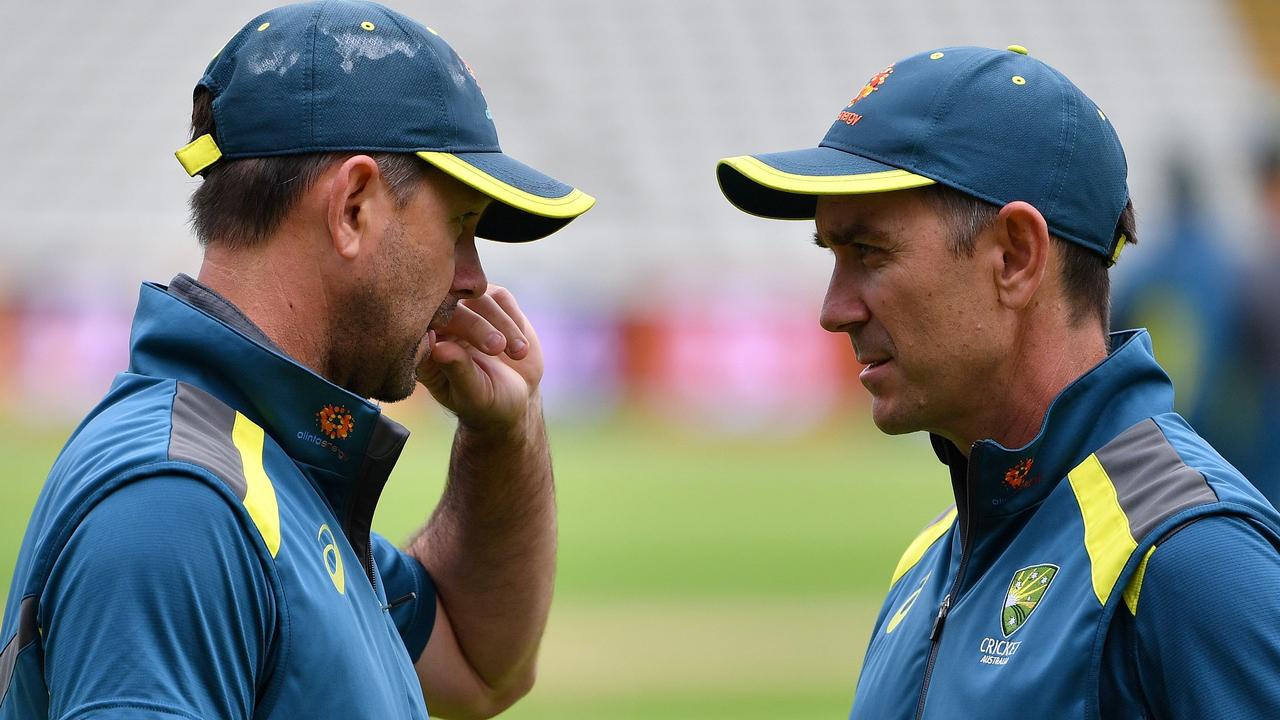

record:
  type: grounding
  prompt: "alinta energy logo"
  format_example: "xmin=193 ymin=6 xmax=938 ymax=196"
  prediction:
xmin=297 ymin=404 xmax=355 ymax=461
xmin=316 ymin=404 xmax=355 ymax=440
xmin=838 ymin=64 xmax=894 ymax=126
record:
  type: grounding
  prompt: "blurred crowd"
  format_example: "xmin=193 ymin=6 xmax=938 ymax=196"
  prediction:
xmin=1113 ymin=133 xmax=1280 ymax=505
xmin=0 ymin=130 xmax=1277 ymax=485
xmin=0 ymin=0 xmax=1277 ymax=497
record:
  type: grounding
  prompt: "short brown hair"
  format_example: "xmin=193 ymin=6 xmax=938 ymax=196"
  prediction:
xmin=920 ymin=184 xmax=1136 ymax=332
xmin=187 ymin=87 xmax=432 ymax=249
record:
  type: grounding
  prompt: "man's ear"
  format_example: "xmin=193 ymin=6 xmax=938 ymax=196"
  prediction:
xmin=992 ymin=201 xmax=1051 ymax=312
xmin=325 ymin=155 xmax=384 ymax=260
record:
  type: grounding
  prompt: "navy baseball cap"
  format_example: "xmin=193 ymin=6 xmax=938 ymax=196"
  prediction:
xmin=717 ymin=45 xmax=1130 ymax=262
xmin=175 ymin=0 xmax=594 ymax=243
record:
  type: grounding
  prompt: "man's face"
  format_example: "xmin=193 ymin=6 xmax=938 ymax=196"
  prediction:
xmin=339 ymin=168 xmax=490 ymax=402
xmin=815 ymin=189 xmax=1003 ymax=439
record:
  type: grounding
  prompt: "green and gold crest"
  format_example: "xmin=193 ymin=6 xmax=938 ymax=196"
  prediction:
xmin=1002 ymin=564 xmax=1058 ymax=637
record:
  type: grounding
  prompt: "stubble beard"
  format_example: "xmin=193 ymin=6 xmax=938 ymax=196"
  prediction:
xmin=326 ymin=219 xmax=435 ymax=403
xmin=325 ymin=281 xmax=420 ymax=403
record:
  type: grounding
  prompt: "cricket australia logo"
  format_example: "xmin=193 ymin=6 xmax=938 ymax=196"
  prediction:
xmin=977 ymin=563 xmax=1059 ymax=666
xmin=1002 ymin=564 xmax=1058 ymax=637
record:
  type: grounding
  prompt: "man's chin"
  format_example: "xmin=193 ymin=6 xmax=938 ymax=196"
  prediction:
xmin=367 ymin=368 xmax=418 ymax=404
xmin=349 ymin=343 xmax=422 ymax=404
xmin=868 ymin=398 xmax=920 ymax=436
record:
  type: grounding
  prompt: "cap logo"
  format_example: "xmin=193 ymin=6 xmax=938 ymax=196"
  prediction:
xmin=838 ymin=65 xmax=894 ymax=126
xmin=316 ymin=404 xmax=355 ymax=440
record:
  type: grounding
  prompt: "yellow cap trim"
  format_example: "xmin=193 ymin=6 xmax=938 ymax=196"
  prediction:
xmin=175 ymin=134 xmax=223 ymax=176
xmin=231 ymin=412 xmax=281 ymax=558
xmin=1068 ymin=453 xmax=1137 ymax=606
xmin=416 ymin=151 xmax=595 ymax=218
xmin=890 ymin=507 xmax=957 ymax=586
xmin=1122 ymin=544 xmax=1157 ymax=615
xmin=719 ymin=155 xmax=936 ymax=199
xmin=1109 ymin=233 xmax=1127 ymax=266
xmin=1007 ymin=44 xmax=1029 ymax=55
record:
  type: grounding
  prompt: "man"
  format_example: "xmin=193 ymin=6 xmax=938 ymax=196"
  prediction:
xmin=0 ymin=2 xmax=592 ymax=718
xmin=717 ymin=45 xmax=1280 ymax=718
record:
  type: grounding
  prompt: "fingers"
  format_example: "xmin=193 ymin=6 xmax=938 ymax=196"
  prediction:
xmin=486 ymin=286 xmax=535 ymax=343
xmin=438 ymin=285 xmax=530 ymax=360
xmin=426 ymin=338 xmax=492 ymax=401
xmin=440 ymin=304 xmax=506 ymax=355
xmin=416 ymin=284 xmax=543 ymax=423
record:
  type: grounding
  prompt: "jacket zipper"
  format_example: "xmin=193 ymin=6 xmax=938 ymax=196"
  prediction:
xmin=364 ymin=539 xmax=378 ymax=595
xmin=914 ymin=462 xmax=976 ymax=720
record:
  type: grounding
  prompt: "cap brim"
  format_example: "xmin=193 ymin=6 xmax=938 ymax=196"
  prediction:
xmin=716 ymin=147 xmax=935 ymax=220
xmin=417 ymin=151 xmax=595 ymax=242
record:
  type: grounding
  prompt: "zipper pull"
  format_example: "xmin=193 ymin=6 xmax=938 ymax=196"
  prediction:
xmin=381 ymin=591 xmax=417 ymax=612
xmin=929 ymin=594 xmax=952 ymax=641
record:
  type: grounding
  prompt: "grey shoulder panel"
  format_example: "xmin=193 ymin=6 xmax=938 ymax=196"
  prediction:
xmin=1096 ymin=418 xmax=1218 ymax=541
xmin=168 ymin=382 xmax=247 ymax=499
xmin=927 ymin=504 xmax=958 ymax=527
xmin=0 ymin=596 xmax=38 ymax=707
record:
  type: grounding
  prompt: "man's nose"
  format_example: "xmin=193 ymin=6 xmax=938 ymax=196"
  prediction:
xmin=450 ymin=235 xmax=488 ymax=299
xmin=819 ymin=270 xmax=869 ymax=333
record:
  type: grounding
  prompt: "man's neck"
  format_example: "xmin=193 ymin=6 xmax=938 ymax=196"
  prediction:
xmin=946 ymin=325 xmax=1109 ymax=455
xmin=196 ymin=245 xmax=331 ymax=378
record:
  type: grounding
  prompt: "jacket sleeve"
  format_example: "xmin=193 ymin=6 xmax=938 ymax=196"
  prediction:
xmin=41 ymin=475 xmax=275 ymax=720
xmin=1129 ymin=514 xmax=1280 ymax=718
xmin=371 ymin=533 xmax=437 ymax=661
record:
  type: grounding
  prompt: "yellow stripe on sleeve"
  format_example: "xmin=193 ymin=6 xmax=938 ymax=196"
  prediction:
xmin=890 ymin=507 xmax=958 ymax=586
xmin=231 ymin=412 xmax=281 ymax=558
xmin=1122 ymin=545 xmax=1157 ymax=615
xmin=1067 ymin=454 xmax=1137 ymax=606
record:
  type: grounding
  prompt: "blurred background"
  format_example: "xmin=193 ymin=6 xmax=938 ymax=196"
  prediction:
xmin=2 ymin=0 xmax=1280 ymax=717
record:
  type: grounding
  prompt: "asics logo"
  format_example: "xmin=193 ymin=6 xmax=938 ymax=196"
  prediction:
xmin=317 ymin=523 xmax=346 ymax=594
xmin=885 ymin=573 xmax=930 ymax=634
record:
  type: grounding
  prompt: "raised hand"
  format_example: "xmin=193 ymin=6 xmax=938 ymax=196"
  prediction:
xmin=416 ymin=284 xmax=543 ymax=431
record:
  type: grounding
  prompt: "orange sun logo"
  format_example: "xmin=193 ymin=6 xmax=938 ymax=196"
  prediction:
xmin=316 ymin=404 xmax=355 ymax=440
xmin=848 ymin=65 xmax=894 ymax=107
xmin=838 ymin=64 xmax=895 ymax=125
xmin=1003 ymin=458 xmax=1036 ymax=491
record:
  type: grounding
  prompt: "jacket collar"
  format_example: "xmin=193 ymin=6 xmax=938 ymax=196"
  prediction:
xmin=931 ymin=329 xmax=1175 ymax=520
xmin=127 ymin=279 xmax=409 ymax=534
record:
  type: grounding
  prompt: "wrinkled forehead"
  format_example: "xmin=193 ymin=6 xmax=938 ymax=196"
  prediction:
xmin=814 ymin=188 xmax=943 ymax=241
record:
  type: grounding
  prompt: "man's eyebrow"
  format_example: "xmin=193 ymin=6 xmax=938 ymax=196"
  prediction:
xmin=812 ymin=224 xmax=887 ymax=248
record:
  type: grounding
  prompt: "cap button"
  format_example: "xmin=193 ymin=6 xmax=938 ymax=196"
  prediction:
xmin=1007 ymin=44 xmax=1029 ymax=55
